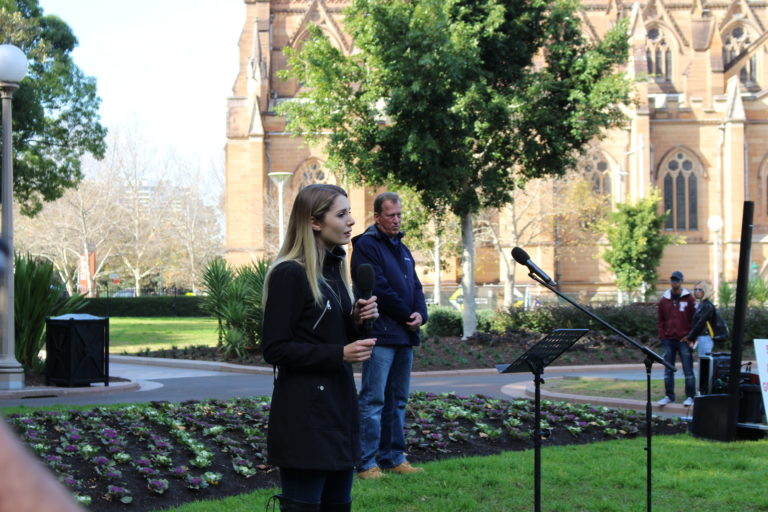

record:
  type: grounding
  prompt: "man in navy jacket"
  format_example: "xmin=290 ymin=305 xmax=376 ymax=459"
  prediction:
xmin=351 ymin=192 xmax=428 ymax=479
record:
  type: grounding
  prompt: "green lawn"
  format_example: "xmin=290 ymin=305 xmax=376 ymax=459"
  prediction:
xmin=546 ymin=376 xmax=683 ymax=402
xmin=108 ymin=317 xmax=218 ymax=354
xmin=158 ymin=435 xmax=768 ymax=512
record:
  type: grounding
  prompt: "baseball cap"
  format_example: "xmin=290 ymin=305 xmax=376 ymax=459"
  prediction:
xmin=670 ymin=271 xmax=684 ymax=282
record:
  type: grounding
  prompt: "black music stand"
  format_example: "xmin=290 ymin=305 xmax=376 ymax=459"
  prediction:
xmin=497 ymin=328 xmax=589 ymax=512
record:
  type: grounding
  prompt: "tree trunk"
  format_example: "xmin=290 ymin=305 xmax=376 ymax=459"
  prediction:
xmin=134 ymin=270 xmax=142 ymax=297
xmin=461 ymin=212 xmax=476 ymax=339
xmin=432 ymin=227 xmax=441 ymax=305
xmin=500 ymin=251 xmax=516 ymax=309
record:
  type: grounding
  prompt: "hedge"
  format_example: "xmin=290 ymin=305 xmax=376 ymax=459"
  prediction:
xmin=424 ymin=304 xmax=768 ymax=346
xmin=77 ymin=296 xmax=208 ymax=317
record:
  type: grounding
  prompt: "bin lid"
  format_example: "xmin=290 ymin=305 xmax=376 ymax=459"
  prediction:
xmin=48 ymin=314 xmax=106 ymax=321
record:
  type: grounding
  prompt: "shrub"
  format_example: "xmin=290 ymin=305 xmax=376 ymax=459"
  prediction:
xmin=78 ymin=297 xmax=206 ymax=317
xmin=720 ymin=307 xmax=768 ymax=349
xmin=495 ymin=303 xmax=658 ymax=341
xmin=201 ymin=258 xmax=232 ymax=345
xmin=14 ymin=254 xmax=87 ymax=370
xmin=200 ymin=258 xmax=269 ymax=356
xmin=424 ymin=307 xmax=462 ymax=337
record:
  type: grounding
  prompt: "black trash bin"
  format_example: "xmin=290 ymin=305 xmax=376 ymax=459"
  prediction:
xmin=45 ymin=314 xmax=109 ymax=387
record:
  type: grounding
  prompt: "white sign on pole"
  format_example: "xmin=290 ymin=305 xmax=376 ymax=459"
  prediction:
xmin=753 ymin=339 xmax=768 ymax=423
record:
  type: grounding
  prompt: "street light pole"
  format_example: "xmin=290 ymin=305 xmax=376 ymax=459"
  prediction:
xmin=708 ymin=215 xmax=724 ymax=304
xmin=268 ymin=171 xmax=293 ymax=250
xmin=0 ymin=44 xmax=28 ymax=390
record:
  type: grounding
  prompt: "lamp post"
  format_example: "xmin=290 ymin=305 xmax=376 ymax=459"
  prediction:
xmin=708 ymin=215 xmax=724 ymax=304
xmin=268 ymin=171 xmax=293 ymax=249
xmin=0 ymin=44 xmax=28 ymax=390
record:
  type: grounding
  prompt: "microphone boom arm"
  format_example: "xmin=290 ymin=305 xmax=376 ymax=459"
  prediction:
xmin=527 ymin=272 xmax=675 ymax=372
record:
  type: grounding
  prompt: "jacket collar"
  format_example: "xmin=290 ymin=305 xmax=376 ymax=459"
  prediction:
xmin=322 ymin=246 xmax=347 ymax=271
xmin=663 ymin=287 xmax=691 ymax=300
xmin=354 ymin=223 xmax=404 ymax=244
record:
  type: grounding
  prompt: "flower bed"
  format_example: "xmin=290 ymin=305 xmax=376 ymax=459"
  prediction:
xmin=6 ymin=394 xmax=686 ymax=512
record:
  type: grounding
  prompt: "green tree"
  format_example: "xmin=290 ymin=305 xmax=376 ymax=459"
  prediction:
xmin=278 ymin=0 xmax=632 ymax=336
xmin=602 ymin=194 xmax=676 ymax=299
xmin=1 ymin=0 xmax=107 ymax=214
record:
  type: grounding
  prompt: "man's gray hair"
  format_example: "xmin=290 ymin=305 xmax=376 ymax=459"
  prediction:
xmin=373 ymin=192 xmax=401 ymax=214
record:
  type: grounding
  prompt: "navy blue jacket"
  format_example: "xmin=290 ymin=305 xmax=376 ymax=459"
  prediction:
xmin=351 ymin=225 xmax=428 ymax=347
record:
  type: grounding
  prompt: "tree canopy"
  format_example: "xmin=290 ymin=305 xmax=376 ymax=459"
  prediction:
xmin=602 ymin=194 xmax=677 ymax=295
xmin=278 ymin=0 xmax=633 ymax=217
xmin=1 ymin=0 xmax=107 ymax=214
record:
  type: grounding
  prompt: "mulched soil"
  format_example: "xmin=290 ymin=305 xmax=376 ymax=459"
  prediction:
xmin=132 ymin=331 xmax=669 ymax=372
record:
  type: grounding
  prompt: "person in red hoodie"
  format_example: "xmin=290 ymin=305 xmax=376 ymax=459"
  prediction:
xmin=657 ymin=271 xmax=697 ymax=407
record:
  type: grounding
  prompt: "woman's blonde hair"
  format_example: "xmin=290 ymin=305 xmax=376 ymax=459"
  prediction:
xmin=264 ymin=184 xmax=353 ymax=308
xmin=694 ymin=280 xmax=713 ymax=301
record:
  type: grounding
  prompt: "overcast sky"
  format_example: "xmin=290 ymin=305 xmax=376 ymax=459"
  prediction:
xmin=38 ymin=0 xmax=244 ymax=182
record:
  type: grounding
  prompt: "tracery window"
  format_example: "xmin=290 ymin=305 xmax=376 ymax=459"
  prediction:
xmin=723 ymin=25 xmax=756 ymax=84
xmin=661 ymin=151 xmax=699 ymax=231
xmin=581 ymin=152 xmax=611 ymax=196
xmin=646 ymin=27 xmax=672 ymax=82
xmin=297 ymin=159 xmax=332 ymax=190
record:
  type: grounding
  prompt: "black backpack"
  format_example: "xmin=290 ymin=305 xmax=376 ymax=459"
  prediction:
xmin=707 ymin=307 xmax=730 ymax=342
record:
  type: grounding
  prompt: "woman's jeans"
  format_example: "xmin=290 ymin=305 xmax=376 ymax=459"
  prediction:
xmin=662 ymin=338 xmax=696 ymax=401
xmin=696 ymin=335 xmax=714 ymax=358
xmin=358 ymin=345 xmax=413 ymax=471
xmin=279 ymin=468 xmax=353 ymax=505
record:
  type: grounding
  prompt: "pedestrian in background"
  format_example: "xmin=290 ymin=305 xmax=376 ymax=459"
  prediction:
xmin=682 ymin=280 xmax=716 ymax=357
xmin=657 ymin=270 xmax=696 ymax=407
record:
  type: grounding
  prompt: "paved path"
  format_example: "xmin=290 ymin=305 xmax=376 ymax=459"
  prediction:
xmin=0 ymin=355 xmax=697 ymax=416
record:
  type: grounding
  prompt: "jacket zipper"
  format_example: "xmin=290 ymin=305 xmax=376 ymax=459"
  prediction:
xmin=312 ymin=300 xmax=332 ymax=330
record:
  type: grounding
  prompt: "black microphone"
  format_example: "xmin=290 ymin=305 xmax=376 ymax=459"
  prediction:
xmin=511 ymin=247 xmax=556 ymax=285
xmin=356 ymin=263 xmax=375 ymax=331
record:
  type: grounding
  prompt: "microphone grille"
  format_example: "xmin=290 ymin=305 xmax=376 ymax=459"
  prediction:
xmin=511 ymin=247 xmax=529 ymax=265
xmin=357 ymin=263 xmax=375 ymax=294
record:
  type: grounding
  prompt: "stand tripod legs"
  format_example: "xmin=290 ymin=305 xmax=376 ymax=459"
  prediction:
xmin=644 ymin=357 xmax=653 ymax=512
xmin=533 ymin=370 xmax=543 ymax=512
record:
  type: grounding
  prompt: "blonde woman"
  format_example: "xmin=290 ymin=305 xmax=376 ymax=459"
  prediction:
xmin=682 ymin=280 xmax=716 ymax=357
xmin=262 ymin=184 xmax=378 ymax=512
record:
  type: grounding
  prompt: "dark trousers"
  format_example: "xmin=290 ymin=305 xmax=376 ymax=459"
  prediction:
xmin=662 ymin=338 xmax=696 ymax=401
xmin=279 ymin=468 xmax=353 ymax=505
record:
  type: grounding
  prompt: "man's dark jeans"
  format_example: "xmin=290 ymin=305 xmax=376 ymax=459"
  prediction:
xmin=662 ymin=338 xmax=696 ymax=401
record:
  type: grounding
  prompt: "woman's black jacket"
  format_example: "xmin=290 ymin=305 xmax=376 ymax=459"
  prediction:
xmin=688 ymin=299 xmax=715 ymax=339
xmin=262 ymin=249 xmax=360 ymax=471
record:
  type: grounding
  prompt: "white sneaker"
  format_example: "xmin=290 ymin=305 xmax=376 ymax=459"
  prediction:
xmin=682 ymin=397 xmax=694 ymax=407
xmin=657 ymin=396 xmax=673 ymax=407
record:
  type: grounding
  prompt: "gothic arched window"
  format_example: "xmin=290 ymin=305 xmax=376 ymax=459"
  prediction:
xmin=646 ymin=27 xmax=672 ymax=82
xmin=723 ymin=25 xmax=757 ymax=85
xmin=296 ymin=158 xmax=333 ymax=191
xmin=661 ymin=151 xmax=699 ymax=231
xmin=581 ymin=152 xmax=612 ymax=196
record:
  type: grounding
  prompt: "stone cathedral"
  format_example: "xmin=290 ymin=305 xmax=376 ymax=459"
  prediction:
xmin=225 ymin=0 xmax=768 ymax=298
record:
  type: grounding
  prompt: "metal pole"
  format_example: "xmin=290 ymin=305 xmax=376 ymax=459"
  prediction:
xmin=0 ymin=83 xmax=23 ymax=390
xmin=268 ymin=171 xmax=293 ymax=252
xmin=277 ymin=180 xmax=285 ymax=249
xmin=713 ymin=231 xmax=720 ymax=302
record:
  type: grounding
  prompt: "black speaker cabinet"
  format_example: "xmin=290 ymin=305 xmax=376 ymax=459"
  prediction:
xmin=691 ymin=394 xmax=731 ymax=441
xmin=45 ymin=314 xmax=109 ymax=387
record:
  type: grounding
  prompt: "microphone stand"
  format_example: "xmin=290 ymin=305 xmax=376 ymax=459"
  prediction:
xmin=527 ymin=273 xmax=675 ymax=512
